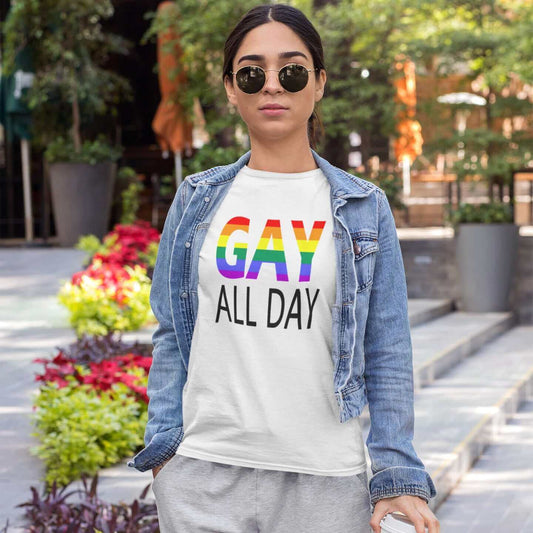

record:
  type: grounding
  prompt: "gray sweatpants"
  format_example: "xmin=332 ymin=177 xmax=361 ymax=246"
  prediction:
xmin=152 ymin=453 xmax=373 ymax=533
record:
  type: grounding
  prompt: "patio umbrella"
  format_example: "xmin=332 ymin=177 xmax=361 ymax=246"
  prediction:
xmin=392 ymin=57 xmax=423 ymax=197
xmin=152 ymin=1 xmax=195 ymax=187
xmin=0 ymin=45 xmax=35 ymax=242
xmin=437 ymin=92 xmax=487 ymax=158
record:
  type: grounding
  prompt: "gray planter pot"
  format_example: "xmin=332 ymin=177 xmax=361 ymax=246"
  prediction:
xmin=455 ymin=223 xmax=519 ymax=312
xmin=49 ymin=162 xmax=117 ymax=247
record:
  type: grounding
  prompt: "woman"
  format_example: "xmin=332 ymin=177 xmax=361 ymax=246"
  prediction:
xmin=129 ymin=4 xmax=439 ymax=533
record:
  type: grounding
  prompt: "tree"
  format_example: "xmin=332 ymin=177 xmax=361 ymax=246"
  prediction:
xmin=2 ymin=0 xmax=133 ymax=155
xmin=403 ymin=0 xmax=533 ymax=213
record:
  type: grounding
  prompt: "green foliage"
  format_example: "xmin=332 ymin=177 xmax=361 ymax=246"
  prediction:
xmin=311 ymin=0 xmax=400 ymax=162
xmin=44 ymin=136 xmax=122 ymax=164
xmin=182 ymin=141 xmax=246 ymax=177
xmin=120 ymin=183 xmax=145 ymax=226
xmin=75 ymin=235 xmax=103 ymax=265
xmin=445 ymin=201 xmax=514 ymax=228
xmin=31 ymin=381 xmax=147 ymax=487
xmin=158 ymin=174 xmax=175 ymax=198
xmin=117 ymin=166 xmax=138 ymax=181
xmin=57 ymin=264 xmax=154 ymax=337
xmin=405 ymin=0 xmax=532 ymax=222
xmin=363 ymin=168 xmax=406 ymax=211
xmin=117 ymin=167 xmax=145 ymax=225
xmin=141 ymin=242 xmax=160 ymax=270
xmin=2 ymin=0 xmax=133 ymax=150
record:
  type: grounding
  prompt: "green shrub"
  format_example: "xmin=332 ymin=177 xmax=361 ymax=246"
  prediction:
xmin=445 ymin=201 xmax=514 ymax=228
xmin=58 ymin=262 xmax=154 ymax=337
xmin=44 ymin=136 xmax=122 ymax=164
xmin=31 ymin=380 xmax=147 ymax=487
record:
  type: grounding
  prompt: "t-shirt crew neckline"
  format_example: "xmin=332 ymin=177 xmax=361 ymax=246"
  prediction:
xmin=240 ymin=164 xmax=323 ymax=180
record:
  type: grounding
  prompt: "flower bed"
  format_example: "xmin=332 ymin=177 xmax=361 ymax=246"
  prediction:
xmin=58 ymin=259 xmax=154 ymax=337
xmin=31 ymin=334 xmax=152 ymax=487
xmin=12 ymin=474 xmax=158 ymax=532
xmin=29 ymin=221 xmax=160 ymax=494
xmin=57 ymin=220 xmax=161 ymax=337
xmin=77 ymin=219 xmax=160 ymax=273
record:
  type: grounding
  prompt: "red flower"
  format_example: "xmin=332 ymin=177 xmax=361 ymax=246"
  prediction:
xmin=34 ymin=349 xmax=152 ymax=403
xmin=92 ymin=220 xmax=160 ymax=270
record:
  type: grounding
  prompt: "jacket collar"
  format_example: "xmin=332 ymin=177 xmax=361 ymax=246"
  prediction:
xmin=188 ymin=149 xmax=375 ymax=199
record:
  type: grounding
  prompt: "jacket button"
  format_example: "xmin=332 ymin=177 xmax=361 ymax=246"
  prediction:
xmin=354 ymin=243 xmax=361 ymax=254
xmin=185 ymin=242 xmax=191 ymax=248
xmin=181 ymin=291 xmax=188 ymax=298
xmin=204 ymin=197 xmax=210 ymax=202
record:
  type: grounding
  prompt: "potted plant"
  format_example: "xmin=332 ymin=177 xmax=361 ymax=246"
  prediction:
xmin=2 ymin=0 xmax=133 ymax=246
xmin=446 ymin=201 xmax=519 ymax=312
xmin=437 ymin=101 xmax=529 ymax=312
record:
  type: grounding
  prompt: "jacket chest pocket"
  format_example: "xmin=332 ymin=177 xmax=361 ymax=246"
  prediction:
xmin=351 ymin=231 xmax=379 ymax=293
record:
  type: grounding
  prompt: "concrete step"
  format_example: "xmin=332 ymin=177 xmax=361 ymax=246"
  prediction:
xmin=407 ymin=298 xmax=454 ymax=327
xmin=359 ymin=310 xmax=516 ymax=428
xmin=437 ymin=399 xmax=533 ymax=532
xmin=411 ymin=311 xmax=516 ymax=390
xmin=360 ymin=325 xmax=533 ymax=511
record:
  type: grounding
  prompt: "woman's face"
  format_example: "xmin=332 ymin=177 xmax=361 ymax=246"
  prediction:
xmin=224 ymin=21 xmax=326 ymax=144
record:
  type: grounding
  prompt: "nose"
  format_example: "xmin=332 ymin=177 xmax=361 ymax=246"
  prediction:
xmin=262 ymin=69 xmax=283 ymax=93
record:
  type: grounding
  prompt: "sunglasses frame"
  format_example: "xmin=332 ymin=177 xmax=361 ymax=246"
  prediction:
xmin=229 ymin=63 xmax=321 ymax=94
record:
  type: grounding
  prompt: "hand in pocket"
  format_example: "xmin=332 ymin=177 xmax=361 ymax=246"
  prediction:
xmin=153 ymin=457 xmax=171 ymax=479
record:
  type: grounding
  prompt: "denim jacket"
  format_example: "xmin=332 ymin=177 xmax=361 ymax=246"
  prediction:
xmin=128 ymin=148 xmax=437 ymax=506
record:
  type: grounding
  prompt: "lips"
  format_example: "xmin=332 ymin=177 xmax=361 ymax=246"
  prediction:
xmin=259 ymin=104 xmax=288 ymax=110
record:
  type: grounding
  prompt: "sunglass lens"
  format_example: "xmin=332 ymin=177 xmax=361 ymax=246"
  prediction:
xmin=236 ymin=66 xmax=265 ymax=94
xmin=280 ymin=64 xmax=309 ymax=92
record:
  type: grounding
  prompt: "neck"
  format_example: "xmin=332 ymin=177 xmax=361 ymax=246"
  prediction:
xmin=246 ymin=131 xmax=318 ymax=173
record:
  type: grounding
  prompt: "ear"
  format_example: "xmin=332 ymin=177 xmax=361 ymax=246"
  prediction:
xmin=224 ymin=74 xmax=238 ymax=107
xmin=314 ymin=69 xmax=327 ymax=103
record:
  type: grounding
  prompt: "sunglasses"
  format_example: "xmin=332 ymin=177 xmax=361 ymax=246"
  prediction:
xmin=229 ymin=63 xmax=320 ymax=94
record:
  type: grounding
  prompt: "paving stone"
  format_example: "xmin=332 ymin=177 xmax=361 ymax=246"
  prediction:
xmin=437 ymin=400 xmax=533 ymax=532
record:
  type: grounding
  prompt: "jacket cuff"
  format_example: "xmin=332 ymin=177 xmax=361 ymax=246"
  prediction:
xmin=127 ymin=426 xmax=184 ymax=472
xmin=369 ymin=466 xmax=437 ymax=506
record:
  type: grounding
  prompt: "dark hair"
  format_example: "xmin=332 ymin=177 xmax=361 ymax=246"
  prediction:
xmin=223 ymin=3 xmax=326 ymax=150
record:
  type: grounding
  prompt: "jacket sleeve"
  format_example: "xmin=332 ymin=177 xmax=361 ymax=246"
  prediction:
xmin=127 ymin=177 xmax=192 ymax=472
xmin=363 ymin=188 xmax=437 ymax=506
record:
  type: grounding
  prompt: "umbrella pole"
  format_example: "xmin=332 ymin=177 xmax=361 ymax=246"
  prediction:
xmin=21 ymin=138 xmax=34 ymax=242
xmin=402 ymin=154 xmax=411 ymax=197
xmin=174 ymin=150 xmax=182 ymax=188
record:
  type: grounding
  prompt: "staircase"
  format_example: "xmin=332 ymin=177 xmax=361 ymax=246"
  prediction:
xmin=359 ymin=299 xmax=533 ymax=530
xmin=102 ymin=299 xmax=533 ymax=529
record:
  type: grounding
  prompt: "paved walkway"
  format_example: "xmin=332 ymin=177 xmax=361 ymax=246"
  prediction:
xmin=0 ymin=248 xmax=88 ymax=528
xmin=0 ymin=246 xmax=160 ymax=529
xmin=0 ymin=248 xmax=152 ymax=529
xmin=437 ymin=399 xmax=533 ymax=532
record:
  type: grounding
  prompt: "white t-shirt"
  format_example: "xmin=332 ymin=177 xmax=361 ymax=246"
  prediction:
xmin=176 ymin=164 xmax=367 ymax=476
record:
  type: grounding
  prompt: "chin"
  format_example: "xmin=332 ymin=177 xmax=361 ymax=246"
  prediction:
xmin=248 ymin=120 xmax=297 ymax=134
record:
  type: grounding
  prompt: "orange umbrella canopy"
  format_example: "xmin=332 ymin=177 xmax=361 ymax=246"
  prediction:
xmin=152 ymin=1 xmax=193 ymax=154
xmin=393 ymin=57 xmax=423 ymax=164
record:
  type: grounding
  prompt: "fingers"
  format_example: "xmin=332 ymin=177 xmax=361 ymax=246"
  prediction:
xmin=369 ymin=496 xmax=440 ymax=533
xmin=418 ymin=505 xmax=440 ymax=533
xmin=410 ymin=511 xmax=428 ymax=533
xmin=369 ymin=499 xmax=396 ymax=532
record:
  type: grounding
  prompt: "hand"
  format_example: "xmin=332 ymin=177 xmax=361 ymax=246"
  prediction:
xmin=152 ymin=458 xmax=171 ymax=480
xmin=369 ymin=495 xmax=440 ymax=533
